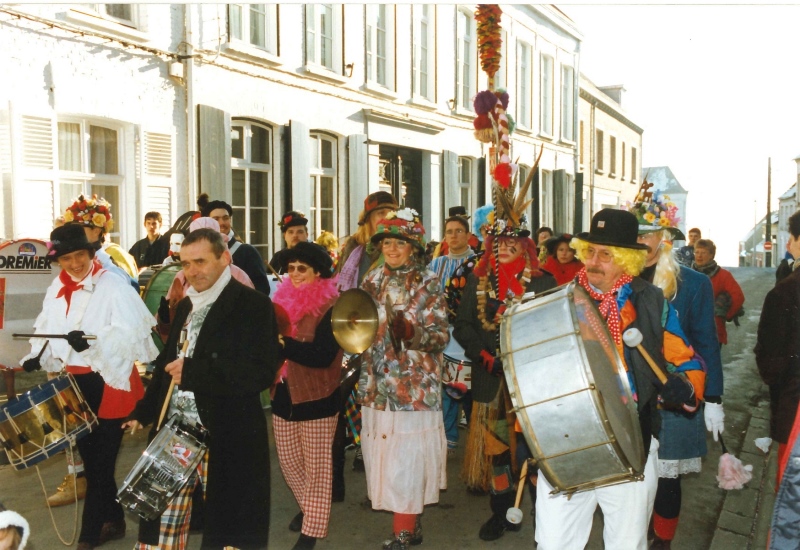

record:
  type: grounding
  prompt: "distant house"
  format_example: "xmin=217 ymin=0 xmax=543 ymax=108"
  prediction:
xmin=740 ymin=211 xmax=778 ymax=267
xmin=639 ymin=166 xmax=688 ymax=243
xmin=776 ymin=154 xmax=800 ymax=261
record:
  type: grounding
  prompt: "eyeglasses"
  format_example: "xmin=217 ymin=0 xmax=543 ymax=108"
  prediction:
xmin=584 ymin=247 xmax=615 ymax=263
xmin=497 ymin=238 xmax=519 ymax=248
xmin=287 ymin=264 xmax=311 ymax=273
xmin=382 ymin=239 xmax=410 ymax=249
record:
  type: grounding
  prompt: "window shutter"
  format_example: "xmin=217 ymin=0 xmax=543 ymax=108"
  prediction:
xmin=197 ymin=104 xmax=231 ymax=203
xmin=288 ymin=119 xmax=311 ymax=216
xmin=142 ymin=131 xmax=175 ymax=229
xmin=442 ymin=150 xmax=458 ymax=217
xmin=574 ymin=172 xmax=584 ymax=233
xmin=553 ymin=169 xmax=568 ymax=232
xmin=22 ymin=115 xmax=55 ymax=169
xmin=12 ymin=110 xmax=57 ymax=238
xmin=347 ymin=134 xmax=368 ymax=235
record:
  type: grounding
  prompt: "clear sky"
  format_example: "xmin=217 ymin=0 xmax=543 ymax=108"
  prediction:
xmin=564 ymin=3 xmax=800 ymax=265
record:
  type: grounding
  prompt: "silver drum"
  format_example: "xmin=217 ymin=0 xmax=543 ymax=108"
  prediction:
xmin=443 ymin=327 xmax=471 ymax=396
xmin=500 ymin=282 xmax=644 ymax=495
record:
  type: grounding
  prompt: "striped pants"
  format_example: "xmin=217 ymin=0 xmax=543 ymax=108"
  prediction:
xmin=273 ymin=414 xmax=338 ymax=538
xmin=136 ymin=452 xmax=208 ymax=550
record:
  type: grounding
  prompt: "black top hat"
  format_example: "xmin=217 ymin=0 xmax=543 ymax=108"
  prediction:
xmin=576 ymin=209 xmax=648 ymax=250
xmin=448 ymin=206 xmax=470 ymax=219
xmin=281 ymin=242 xmax=333 ymax=278
xmin=278 ymin=211 xmax=308 ymax=233
xmin=48 ymin=224 xmax=101 ymax=259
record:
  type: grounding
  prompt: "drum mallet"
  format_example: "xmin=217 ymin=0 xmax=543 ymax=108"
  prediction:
xmin=622 ymin=328 xmax=667 ymax=384
xmin=12 ymin=333 xmax=97 ymax=340
xmin=155 ymin=333 xmax=189 ymax=432
xmin=506 ymin=459 xmax=529 ymax=525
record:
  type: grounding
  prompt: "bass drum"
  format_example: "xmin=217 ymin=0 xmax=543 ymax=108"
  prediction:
xmin=141 ymin=264 xmax=182 ymax=316
xmin=500 ymin=282 xmax=644 ymax=495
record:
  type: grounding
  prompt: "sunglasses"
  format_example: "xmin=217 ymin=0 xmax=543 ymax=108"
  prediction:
xmin=287 ymin=264 xmax=311 ymax=273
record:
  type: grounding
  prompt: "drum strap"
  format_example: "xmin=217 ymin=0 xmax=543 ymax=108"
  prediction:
xmin=229 ymin=240 xmax=242 ymax=256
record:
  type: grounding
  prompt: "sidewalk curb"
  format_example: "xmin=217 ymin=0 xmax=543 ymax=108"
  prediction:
xmin=709 ymin=401 xmax=776 ymax=550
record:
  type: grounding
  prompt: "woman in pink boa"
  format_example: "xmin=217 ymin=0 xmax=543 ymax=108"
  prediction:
xmin=270 ymin=242 xmax=342 ymax=550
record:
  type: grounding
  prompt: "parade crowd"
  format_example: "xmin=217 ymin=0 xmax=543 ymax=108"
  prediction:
xmin=5 ymin=181 xmax=800 ymax=550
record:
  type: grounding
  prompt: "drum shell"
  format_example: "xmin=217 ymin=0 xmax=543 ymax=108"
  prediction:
xmin=443 ymin=327 xmax=471 ymax=392
xmin=0 ymin=374 xmax=97 ymax=470
xmin=501 ymin=283 xmax=644 ymax=494
xmin=141 ymin=264 xmax=181 ymax=316
xmin=117 ymin=413 xmax=208 ymax=520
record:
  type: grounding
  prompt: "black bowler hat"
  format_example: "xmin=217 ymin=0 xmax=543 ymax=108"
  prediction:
xmin=282 ymin=242 xmax=333 ymax=278
xmin=576 ymin=209 xmax=648 ymax=250
xmin=48 ymin=224 xmax=101 ymax=259
xmin=278 ymin=211 xmax=308 ymax=233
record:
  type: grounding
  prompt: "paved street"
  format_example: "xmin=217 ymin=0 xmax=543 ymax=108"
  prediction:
xmin=0 ymin=267 xmax=779 ymax=549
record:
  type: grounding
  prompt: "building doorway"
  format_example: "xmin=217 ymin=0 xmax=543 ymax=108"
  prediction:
xmin=378 ymin=146 xmax=422 ymax=214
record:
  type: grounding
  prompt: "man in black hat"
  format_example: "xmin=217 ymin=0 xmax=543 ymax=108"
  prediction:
xmin=533 ymin=209 xmax=705 ymax=549
xmin=20 ymin=224 xmax=158 ymax=550
xmin=269 ymin=210 xmax=310 ymax=275
xmin=198 ymin=194 xmax=270 ymax=295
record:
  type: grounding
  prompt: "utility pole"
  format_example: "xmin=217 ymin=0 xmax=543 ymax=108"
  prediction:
xmin=766 ymin=157 xmax=773 ymax=267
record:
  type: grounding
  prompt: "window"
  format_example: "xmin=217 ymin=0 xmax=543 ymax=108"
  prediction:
xmin=366 ymin=5 xmax=395 ymax=89
xmin=57 ymin=119 xmax=124 ymax=243
xmin=540 ymin=55 xmax=554 ymax=135
xmin=458 ymin=157 xmax=473 ymax=213
xmin=494 ymin=30 xmax=507 ymax=90
xmin=517 ymin=41 xmax=531 ymax=128
xmin=305 ymin=4 xmax=342 ymax=73
xmin=309 ymin=133 xmax=337 ymax=237
xmin=595 ymin=129 xmax=604 ymax=173
xmin=609 ymin=135 xmax=617 ymax=177
xmin=631 ymin=146 xmax=638 ymax=183
xmin=412 ymin=5 xmax=435 ymax=101
xmin=540 ymin=169 xmax=553 ymax=226
xmin=560 ymin=65 xmax=575 ymax=141
xmin=456 ymin=9 xmax=476 ymax=111
xmin=229 ymin=4 xmax=278 ymax=54
xmin=98 ymin=4 xmax=135 ymax=27
xmin=579 ymin=120 xmax=585 ymax=168
xmin=621 ymin=142 xmax=626 ymax=180
xmin=231 ymin=121 xmax=272 ymax=258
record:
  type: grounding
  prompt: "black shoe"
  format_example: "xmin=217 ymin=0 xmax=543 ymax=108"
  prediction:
xmin=353 ymin=447 xmax=365 ymax=472
xmin=382 ymin=530 xmax=412 ymax=550
xmin=388 ymin=517 xmax=422 ymax=546
xmin=289 ymin=511 xmax=304 ymax=532
xmin=332 ymin=484 xmax=345 ymax=502
xmin=97 ymin=519 xmax=126 ymax=545
xmin=479 ymin=514 xmax=508 ymax=541
xmin=507 ymin=519 xmax=522 ymax=532
xmin=292 ymin=533 xmax=316 ymax=550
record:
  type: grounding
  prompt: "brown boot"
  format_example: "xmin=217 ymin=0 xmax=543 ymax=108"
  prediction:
xmin=47 ymin=474 xmax=87 ymax=507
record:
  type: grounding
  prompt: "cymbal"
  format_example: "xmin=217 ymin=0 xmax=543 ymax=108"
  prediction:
xmin=332 ymin=289 xmax=379 ymax=354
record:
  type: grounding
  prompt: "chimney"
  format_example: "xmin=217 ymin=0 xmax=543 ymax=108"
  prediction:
xmin=598 ymin=85 xmax=625 ymax=107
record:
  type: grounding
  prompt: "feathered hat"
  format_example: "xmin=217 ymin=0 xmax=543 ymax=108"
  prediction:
xmin=487 ymin=145 xmax=543 ymax=239
xmin=628 ymin=178 xmax=685 ymax=240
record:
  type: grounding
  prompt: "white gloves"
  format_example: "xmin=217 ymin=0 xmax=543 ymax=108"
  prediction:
xmin=704 ymin=401 xmax=725 ymax=441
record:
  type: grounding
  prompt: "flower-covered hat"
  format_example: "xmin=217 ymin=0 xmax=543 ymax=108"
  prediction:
xmin=278 ymin=210 xmax=308 ymax=233
xmin=64 ymin=194 xmax=113 ymax=232
xmin=370 ymin=208 xmax=426 ymax=251
xmin=628 ymin=179 xmax=685 ymax=240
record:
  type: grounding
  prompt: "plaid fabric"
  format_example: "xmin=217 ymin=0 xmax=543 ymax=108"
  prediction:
xmin=345 ymin=389 xmax=362 ymax=445
xmin=273 ymin=414 xmax=337 ymax=538
xmin=136 ymin=451 xmax=208 ymax=550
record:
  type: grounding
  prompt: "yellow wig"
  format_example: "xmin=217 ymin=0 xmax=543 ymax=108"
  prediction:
xmin=571 ymin=238 xmax=647 ymax=277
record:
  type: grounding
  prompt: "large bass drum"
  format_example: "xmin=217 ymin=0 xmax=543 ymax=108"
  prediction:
xmin=500 ymin=282 xmax=644 ymax=495
xmin=141 ymin=264 xmax=182 ymax=316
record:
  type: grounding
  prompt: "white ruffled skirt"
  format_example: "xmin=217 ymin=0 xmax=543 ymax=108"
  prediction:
xmin=361 ymin=408 xmax=447 ymax=514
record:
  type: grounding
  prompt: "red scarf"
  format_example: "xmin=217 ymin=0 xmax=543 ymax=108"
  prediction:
xmin=489 ymin=255 xmax=526 ymax=300
xmin=56 ymin=260 xmax=102 ymax=313
xmin=576 ymin=269 xmax=633 ymax=344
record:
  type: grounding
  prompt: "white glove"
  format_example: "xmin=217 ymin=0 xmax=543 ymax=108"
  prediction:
xmin=704 ymin=402 xmax=725 ymax=441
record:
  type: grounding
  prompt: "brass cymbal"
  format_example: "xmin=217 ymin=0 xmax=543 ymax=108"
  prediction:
xmin=332 ymin=289 xmax=379 ymax=354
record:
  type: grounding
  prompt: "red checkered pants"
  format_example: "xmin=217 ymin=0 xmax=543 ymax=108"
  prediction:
xmin=273 ymin=414 xmax=337 ymax=538
xmin=136 ymin=451 xmax=208 ymax=550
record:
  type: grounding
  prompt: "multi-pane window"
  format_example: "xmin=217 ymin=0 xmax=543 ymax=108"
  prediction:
xmin=100 ymin=4 xmax=134 ymax=26
xmin=309 ymin=133 xmax=337 ymax=238
xmin=57 ymin=119 xmax=124 ymax=242
xmin=231 ymin=121 xmax=272 ymax=258
xmin=412 ymin=5 xmax=435 ymax=101
xmin=458 ymin=157 xmax=473 ymax=213
xmin=631 ymin=147 xmax=638 ymax=183
xmin=609 ymin=135 xmax=617 ymax=176
xmin=621 ymin=142 xmax=626 ymax=180
xmin=456 ymin=9 xmax=475 ymax=111
xmin=366 ymin=5 xmax=388 ymax=87
xmin=595 ymin=129 xmax=604 ymax=172
xmin=517 ymin=41 xmax=531 ymax=128
xmin=306 ymin=4 xmax=337 ymax=71
xmin=561 ymin=65 xmax=575 ymax=141
xmin=229 ymin=4 xmax=277 ymax=53
xmin=540 ymin=54 xmax=554 ymax=135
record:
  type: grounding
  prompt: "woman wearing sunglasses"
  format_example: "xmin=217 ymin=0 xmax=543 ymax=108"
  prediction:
xmin=357 ymin=208 xmax=450 ymax=550
xmin=271 ymin=242 xmax=342 ymax=550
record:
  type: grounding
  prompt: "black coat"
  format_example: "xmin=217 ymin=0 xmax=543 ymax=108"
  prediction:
xmin=230 ymin=238 xmax=270 ymax=296
xmin=755 ymin=268 xmax=800 ymax=443
xmin=131 ymin=278 xmax=280 ymax=549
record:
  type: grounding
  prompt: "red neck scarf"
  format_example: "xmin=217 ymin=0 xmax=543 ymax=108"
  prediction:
xmin=57 ymin=260 xmax=102 ymax=313
xmin=489 ymin=255 xmax=526 ymax=300
xmin=576 ymin=269 xmax=633 ymax=344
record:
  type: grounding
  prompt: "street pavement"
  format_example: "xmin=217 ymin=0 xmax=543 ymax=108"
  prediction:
xmin=0 ymin=267 xmax=778 ymax=549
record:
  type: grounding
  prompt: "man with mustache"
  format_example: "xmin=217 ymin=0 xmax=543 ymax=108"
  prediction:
xmin=533 ymin=209 xmax=705 ymax=550
xmin=629 ymin=192 xmax=722 ymax=549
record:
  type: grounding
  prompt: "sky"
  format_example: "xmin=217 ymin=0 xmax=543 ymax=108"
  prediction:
xmin=563 ymin=3 xmax=800 ymax=265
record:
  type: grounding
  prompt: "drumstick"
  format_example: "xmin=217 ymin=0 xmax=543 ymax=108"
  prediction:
xmin=156 ymin=336 xmax=189 ymax=431
xmin=513 ymin=459 xmax=529 ymax=510
xmin=622 ymin=328 xmax=668 ymax=384
xmin=12 ymin=333 xmax=97 ymax=340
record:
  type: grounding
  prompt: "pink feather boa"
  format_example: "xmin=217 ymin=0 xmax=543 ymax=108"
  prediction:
xmin=271 ymin=276 xmax=340 ymax=333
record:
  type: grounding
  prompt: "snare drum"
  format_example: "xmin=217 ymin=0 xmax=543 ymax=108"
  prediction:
xmin=0 ymin=373 xmax=97 ymax=470
xmin=442 ymin=327 xmax=471 ymax=398
xmin=500 ymin=282 xmax=645 ymax=494
xmin=118 ymin=413 xmax=208 ymax=520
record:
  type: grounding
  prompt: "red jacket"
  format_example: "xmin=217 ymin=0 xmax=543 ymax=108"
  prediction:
xmin=710 ymin=267 xmax=744 ymax=344
xmin=541 ymin=256 xmax=584 ymax=286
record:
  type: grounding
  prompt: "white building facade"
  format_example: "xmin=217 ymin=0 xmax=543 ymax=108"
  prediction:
xmin=0 ymin=4 xmax=580 ymax=262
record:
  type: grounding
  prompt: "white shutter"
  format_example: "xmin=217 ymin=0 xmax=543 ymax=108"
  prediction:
xmin=347 ymin=133 xmax=368 ymax=235
xmin=289 ymin=120 xmax=311 ymax=216
xmin=145 ymin=132 xmax=172 ymax=178
xmin=21 ymin=116 xmax=55 ymax=169
xmin=442 ymin=150 xmax=459 ymax=217
xmin=142 ymin=130 xmax=175 ymax=230
xmin=12 ymin=109 xmax=57 ymax=239
xmin=17 ymin=180 xmax=54 ymax=238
